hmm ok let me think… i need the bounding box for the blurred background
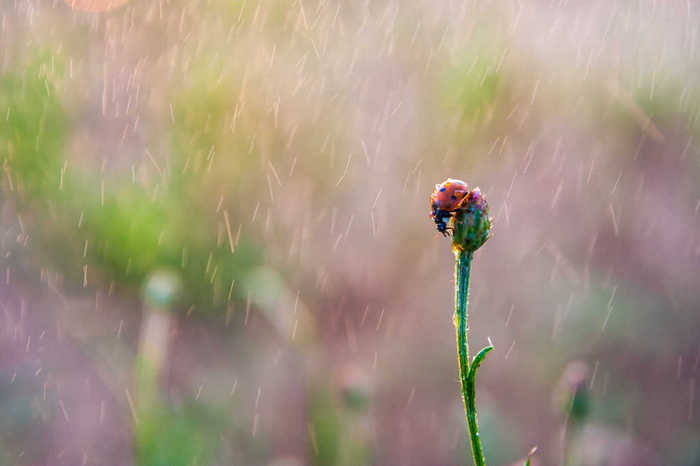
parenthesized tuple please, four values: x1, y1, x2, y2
(1, 0, 699, 465)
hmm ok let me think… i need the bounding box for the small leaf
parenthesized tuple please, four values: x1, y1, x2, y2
(467, 345, 494, 382)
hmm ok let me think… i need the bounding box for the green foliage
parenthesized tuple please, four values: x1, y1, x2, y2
(310, 383, 342, 466)
(0, 56, 67, 201)
(169, 72, 247, 196)
(86, 187, 171, 284)
(443, 60, 500, 122)
(307, 378, 374, 466)
(81, 184, 262, 309)
(439, 36, 503, 126)
(134, 401, 223, 466)
(0, 57, 263, 313)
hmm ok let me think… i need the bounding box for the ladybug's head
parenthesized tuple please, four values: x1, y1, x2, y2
(431, 208, 453, 236)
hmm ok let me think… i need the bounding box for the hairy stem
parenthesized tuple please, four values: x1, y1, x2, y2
(455, 250, 487, 466)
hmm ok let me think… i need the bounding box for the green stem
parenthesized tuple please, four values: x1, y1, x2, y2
(562, 416, 581, 466)
(455, 250, 487, 466)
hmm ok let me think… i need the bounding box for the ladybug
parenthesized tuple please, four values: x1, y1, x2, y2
(430, 178, 469, 236)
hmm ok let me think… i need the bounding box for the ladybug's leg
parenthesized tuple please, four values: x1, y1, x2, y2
(437, 211, 455, 236)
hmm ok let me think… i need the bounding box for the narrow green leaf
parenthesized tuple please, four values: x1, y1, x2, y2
(467, 345, 494, 382)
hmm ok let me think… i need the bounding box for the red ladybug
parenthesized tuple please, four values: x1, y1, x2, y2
(430, 178, 469, 236)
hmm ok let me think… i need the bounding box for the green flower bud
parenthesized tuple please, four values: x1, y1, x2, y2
(451, 187, 492, 253)
(338, 364, 372, 413)
(555, 360, 591, 425)
(142, 269, 183, 309)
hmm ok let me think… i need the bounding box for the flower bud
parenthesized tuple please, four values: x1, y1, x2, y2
(338, 364, 372, 412)
(554, 360, 591, 425)
(451, 187, 492, 253)
(142, 269, 183, 309)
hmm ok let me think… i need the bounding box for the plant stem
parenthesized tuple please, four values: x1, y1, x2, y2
(455, 249, 487, 466)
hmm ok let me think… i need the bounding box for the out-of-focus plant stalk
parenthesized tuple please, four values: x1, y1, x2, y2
(136, 270, 182, 408)
(555, 361, 591, 466)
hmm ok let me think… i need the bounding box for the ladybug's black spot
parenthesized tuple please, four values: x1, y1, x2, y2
(440, 187, 446, 192)
(451, 195, 457, 200)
